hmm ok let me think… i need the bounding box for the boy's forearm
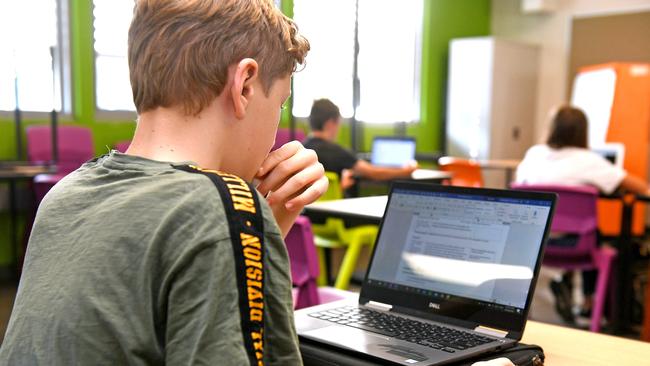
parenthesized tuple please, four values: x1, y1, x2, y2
(271, 205, 302, 238)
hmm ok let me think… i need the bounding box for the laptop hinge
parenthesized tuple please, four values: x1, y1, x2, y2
(474, 325, 508, 338)
(364, 301, 393, 312)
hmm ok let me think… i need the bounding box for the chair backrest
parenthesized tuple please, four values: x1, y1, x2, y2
(285, 215, 321, 309)
(511, 183, 599, 255)
(26, 125, 95, 174)
(438, 156, 484, 187)
(114, 140, 131, 153)
(272, 128, 306, 151)
(320, 171, 343, 201)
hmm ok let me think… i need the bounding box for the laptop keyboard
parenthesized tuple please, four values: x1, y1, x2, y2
(308, 306, 494, 353)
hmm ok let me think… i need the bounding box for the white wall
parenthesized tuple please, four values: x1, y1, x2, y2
(491, 0, 650, 143)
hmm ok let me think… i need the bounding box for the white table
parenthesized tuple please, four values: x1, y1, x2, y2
(410, 169, 451, 181)
(303, 195, 386, 223)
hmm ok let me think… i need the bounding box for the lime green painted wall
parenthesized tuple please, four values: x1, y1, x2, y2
(413, 0, 491, 153)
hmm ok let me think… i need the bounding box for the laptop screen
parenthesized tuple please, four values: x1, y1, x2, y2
(370, 137, 416, 167)
(591, 143, 624, 168)
(362, 183, 555, 334)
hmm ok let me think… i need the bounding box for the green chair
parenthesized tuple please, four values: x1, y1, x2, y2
(312, 172, 378, 289)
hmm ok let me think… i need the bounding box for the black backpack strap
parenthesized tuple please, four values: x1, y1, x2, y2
(174, 164, 266, 366)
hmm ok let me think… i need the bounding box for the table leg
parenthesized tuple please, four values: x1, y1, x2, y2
(614, 200, 634, 333)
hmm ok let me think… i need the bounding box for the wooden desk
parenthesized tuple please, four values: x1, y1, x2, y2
(475, 159, 520, 185)
(0, 164, 57, 179)
(522, 321, 650, 365)
(475, 159, 521, 170)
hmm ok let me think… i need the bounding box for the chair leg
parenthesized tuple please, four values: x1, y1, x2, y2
(642, 266, 650, 341)
(591, 248, 616, 332)
(334, 239, 364, 290)
(316, 247, 329, 287)
(334, 228, 377, 290)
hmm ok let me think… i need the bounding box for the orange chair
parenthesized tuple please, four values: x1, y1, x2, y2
(437, 156, 484, 187)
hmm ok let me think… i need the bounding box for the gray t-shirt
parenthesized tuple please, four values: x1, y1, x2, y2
(0, 152, 301, 365)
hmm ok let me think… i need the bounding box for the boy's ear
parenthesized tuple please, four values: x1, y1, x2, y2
(230, 58, 259, 119)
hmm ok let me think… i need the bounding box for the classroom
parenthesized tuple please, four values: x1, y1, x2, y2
(1, 0, 650, 365)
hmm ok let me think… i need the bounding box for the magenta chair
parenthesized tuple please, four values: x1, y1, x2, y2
(511, 183, 617, 332)
(114, 140, 131, 153)
(285, 216, 352, 309)
(272, 128, 306, 151)
(26, 125, 95, 204)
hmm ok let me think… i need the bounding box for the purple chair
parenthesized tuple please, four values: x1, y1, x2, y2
(26, 125, 95, 204)
(511, 183, 617, 332)
(285, 216, 351, 309)
(114, 140, 131, 153)
(272, 128, 306, 151)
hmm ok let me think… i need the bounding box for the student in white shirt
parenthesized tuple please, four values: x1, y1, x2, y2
(516, 105, 650, 324)
(516, 106, 649, 195)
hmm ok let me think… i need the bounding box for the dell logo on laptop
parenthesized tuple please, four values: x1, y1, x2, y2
(428, 302, 440, 310)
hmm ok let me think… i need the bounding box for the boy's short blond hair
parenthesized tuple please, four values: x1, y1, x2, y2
(128, 0, 309, 115)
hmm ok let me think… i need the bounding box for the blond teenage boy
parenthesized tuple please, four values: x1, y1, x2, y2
(0, 0, 324, 364)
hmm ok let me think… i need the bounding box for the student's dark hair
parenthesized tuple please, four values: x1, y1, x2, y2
(546, 105, 588, 149)
(309, 99, 341, 131)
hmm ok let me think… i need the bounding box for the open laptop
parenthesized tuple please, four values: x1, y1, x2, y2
(591, 142, 625, 168)
(371, 137, 416, 167)
(296, 182, 556, 365)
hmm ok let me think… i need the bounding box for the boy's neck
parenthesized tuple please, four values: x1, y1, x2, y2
(126, 104, 228, 171)
(312, 130, 336, 142)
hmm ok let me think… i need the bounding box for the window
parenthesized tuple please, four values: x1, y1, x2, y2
(0, 0, 69, 113)
(292, 0, 423, 123)
(291, 0, 356, 118)
(93, 0, 135, 112)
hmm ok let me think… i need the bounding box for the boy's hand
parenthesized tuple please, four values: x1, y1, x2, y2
(256, 141, 328, 237)
(341, 169, 356, 190)
(401, 159, 419, 176)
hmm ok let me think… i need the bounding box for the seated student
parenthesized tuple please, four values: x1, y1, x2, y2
(516, 105, 650, 323)
(303, 98, 417, 190)
(0, 0, 325, 364)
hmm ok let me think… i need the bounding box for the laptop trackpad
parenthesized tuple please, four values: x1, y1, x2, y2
(303, 326, 430, 364)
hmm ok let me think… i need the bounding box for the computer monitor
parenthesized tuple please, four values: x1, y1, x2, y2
(370, 137, 416, 167)
(591, 143, 625, 168)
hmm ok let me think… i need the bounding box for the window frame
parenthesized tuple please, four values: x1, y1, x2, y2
(91, 0, 137, 120)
